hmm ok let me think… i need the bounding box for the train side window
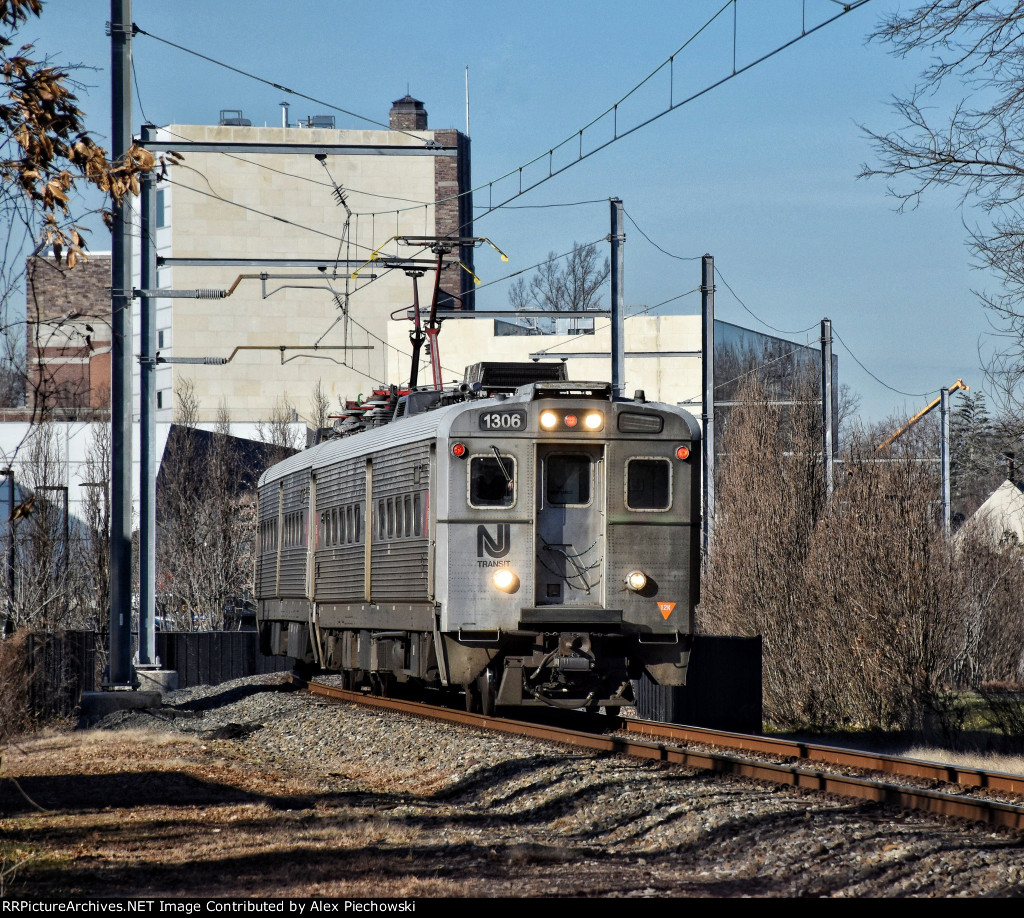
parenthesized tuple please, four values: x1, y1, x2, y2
(413, 493, 422, 536)
(469, 455, 516, 508)
(546, 454, 592, 506)
(404, 495, 413, 538)
(354, 504, 361, 543)
(626, 457, 672, 511)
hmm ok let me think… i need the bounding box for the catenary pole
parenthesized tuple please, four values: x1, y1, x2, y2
(609, 198, 625, 398)
(701, 255, 715, 554)
(821, 318, 834, 500)
(138, 124, 158, 668)
(941, 387, 951, 534)
(108, 0, 134, 686)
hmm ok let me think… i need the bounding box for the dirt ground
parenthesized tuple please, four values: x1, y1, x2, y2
(4, 722, 707, 899)
(2, 726, 498, 898)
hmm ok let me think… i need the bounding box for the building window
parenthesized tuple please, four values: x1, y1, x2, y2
(156, 188, 167, 228)
(157, 329, 165, 349)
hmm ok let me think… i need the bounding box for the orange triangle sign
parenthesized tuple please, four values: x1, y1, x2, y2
(657, 601, 676, 619)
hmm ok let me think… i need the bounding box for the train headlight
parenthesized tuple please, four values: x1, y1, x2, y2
(540, 410, 558, 430)
(625, 570, 648, 592)
(584, 412, 604, 430)
(492, 568, 520, 593)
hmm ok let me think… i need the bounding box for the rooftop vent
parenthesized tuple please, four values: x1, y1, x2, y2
(303, 115, 336, 129)
(219, 109, 251, 126)
(464, 361, 567, 394)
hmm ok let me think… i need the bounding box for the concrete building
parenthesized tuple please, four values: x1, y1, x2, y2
(141, 98, 473, 425)
(390, 313, 705, 409)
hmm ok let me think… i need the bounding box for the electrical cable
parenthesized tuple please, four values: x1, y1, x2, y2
(623, 209, 701, 263)
(831, 326, 930, 399)
(713, 266, 820, 337)
(135, 3, 870, 225)
(133, 25, 430, 144)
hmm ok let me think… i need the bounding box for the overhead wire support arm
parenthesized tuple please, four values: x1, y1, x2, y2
(141, 344, 372, 368)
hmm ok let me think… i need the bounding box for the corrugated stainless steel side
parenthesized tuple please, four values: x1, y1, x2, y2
(369, 442, 431, 601)
(255, 483, 279, 600)
(313, 460, 366, 602)
(278, 470, 308, 598)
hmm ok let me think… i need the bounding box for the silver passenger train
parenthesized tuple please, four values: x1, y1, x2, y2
(256, 362, 702, 713)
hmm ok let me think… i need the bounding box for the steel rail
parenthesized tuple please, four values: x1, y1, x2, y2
(622, 718, 1024, 798)
(304, 681, 1024, 831)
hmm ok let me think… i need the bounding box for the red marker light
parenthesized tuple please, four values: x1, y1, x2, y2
(675, 445, 690, 460)
(564, 414, 578, 428)
(452, 442, 467, 458)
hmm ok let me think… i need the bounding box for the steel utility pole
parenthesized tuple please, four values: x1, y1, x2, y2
(108, 0, 134, 687)
(609, 198, 625, 399)
(941, 387, 951, 534)
(138, 124, 158, 669)
(821, 318, 834, 500)
(701, 255, 715, 554)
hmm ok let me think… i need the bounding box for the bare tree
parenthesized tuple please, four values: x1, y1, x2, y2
(862, 3, 1024, 427)
(78, 420, 110, 630)
(307, 378, 331, 440)
(256, 394, 302, 461)
(157, 382, 266, 630)
(700, 373, 1024, 741)
(508, 242, 610, 315)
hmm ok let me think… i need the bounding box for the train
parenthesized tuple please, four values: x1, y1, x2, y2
(255, 361, 703, 714)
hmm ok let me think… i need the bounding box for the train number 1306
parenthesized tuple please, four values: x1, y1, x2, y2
(479, 410, 526, 431)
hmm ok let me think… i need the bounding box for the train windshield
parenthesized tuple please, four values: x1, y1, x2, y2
(469, 454, 516, 507)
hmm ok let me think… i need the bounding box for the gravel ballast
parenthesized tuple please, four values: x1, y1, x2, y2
(2, 672, 1023, 898)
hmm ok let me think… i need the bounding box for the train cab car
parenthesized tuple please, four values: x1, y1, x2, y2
(256, 364, 701, 714)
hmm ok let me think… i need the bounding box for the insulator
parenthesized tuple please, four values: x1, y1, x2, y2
(196, 289, 225, 299)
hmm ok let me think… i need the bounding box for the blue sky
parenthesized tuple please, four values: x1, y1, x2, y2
(21, 0, 994, 423)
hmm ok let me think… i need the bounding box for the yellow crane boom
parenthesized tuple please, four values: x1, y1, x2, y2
(875, 379, 968, 451)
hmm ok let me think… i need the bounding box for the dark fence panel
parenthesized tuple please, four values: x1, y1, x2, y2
(635, 635, 763, 733)
(25, 630, 291, 717)
(155, 631, 291, 689)
(26, 631, 102, 719)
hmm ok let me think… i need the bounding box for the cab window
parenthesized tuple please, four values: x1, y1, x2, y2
(626, 457, 671, 510)
(469, 455, 516, 508)
(547, 454, 591, 506)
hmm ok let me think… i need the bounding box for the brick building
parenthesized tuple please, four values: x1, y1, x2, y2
(24, 252, 112, 416)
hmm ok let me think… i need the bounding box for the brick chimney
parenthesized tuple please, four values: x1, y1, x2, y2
(389, 95, 427, 131)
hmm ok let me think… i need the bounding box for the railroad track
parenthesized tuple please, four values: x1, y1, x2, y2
(304, 677, 1024, 831)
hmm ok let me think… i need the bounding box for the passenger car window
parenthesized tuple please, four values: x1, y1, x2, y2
(626, 458, 671, 510)
(547, 454, 591, 506)
(469, 455, 516, 508)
